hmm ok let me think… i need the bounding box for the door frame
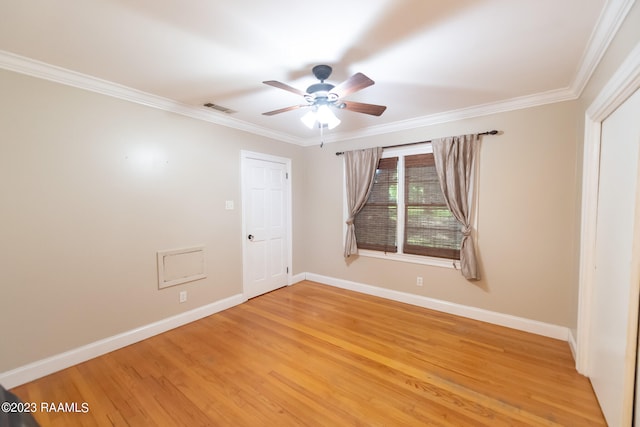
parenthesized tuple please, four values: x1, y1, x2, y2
(576, 42, 640, 422)
(240, 150, 293, 298)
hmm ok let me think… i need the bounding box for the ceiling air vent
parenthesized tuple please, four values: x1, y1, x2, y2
(203, 103, 237, 114)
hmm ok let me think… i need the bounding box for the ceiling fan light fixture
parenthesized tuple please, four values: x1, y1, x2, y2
(300, 110, 317, 129)
(326, 116, 341, 130)
(300, 106, 341, 130)
(317, 105, 341, 129)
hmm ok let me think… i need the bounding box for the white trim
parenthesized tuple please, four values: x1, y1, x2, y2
(290, 272, 306, 285)
(575, 119, 603, 374)
(0, 268, 577, 389)
(240, 150, 292, 166)
(305, 273, 569, 341)
(0, 294, 245, 389)
(577, 39, 640, 375)
(355, 249, 460, 269)
(317, 87, 578, 145)
(568, 329, 578, 361)
(2, 48, 569, 147)
(0, 50, 301, 146)
(570, 0, 637, 97)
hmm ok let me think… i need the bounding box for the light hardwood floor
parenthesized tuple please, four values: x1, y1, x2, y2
(12, 281, 605, 426)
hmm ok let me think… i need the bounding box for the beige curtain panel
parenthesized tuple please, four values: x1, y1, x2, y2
(432, 134, 480, 280)
(343, 147, 383, 257)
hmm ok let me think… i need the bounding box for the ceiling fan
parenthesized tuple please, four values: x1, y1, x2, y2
(262, 65, 387, 130)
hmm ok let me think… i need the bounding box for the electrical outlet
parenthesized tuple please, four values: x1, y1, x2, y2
(417, 276, 423, 287)
(179, 291, 187, 303)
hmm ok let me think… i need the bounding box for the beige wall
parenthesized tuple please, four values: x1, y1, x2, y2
(300, 101, 582, 327)
(0, 69, 304, 372)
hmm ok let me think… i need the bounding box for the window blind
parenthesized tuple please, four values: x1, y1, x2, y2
(404, 153, 462, 259)
(354, 157, 398, 252)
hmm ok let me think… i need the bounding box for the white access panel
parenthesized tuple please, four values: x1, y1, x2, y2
(157, 246, 206, 289)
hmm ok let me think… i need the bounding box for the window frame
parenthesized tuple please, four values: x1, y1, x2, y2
(343, 143, 478, 269)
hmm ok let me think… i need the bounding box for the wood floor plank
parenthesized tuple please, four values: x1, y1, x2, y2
(10, 281, 605, 426)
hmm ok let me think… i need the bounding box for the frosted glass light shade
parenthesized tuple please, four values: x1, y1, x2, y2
(317, 105, 341, 129)
(300, 110, 317, 129)
(300, 105, 341, 130)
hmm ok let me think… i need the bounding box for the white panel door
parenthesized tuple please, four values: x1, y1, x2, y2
(589, 88, 640, 427)
(242, 155, 289, 299)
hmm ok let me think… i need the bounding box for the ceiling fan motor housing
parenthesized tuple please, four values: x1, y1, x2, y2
(306, 82, 335, 95)
(312, 64, 332, 81)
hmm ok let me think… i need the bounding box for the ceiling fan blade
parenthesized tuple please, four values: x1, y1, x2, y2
(341, 101, 387, 116)
(263, 80, 307, 97)
(262, 105, 305, 116)
(330, 73, 375, 98)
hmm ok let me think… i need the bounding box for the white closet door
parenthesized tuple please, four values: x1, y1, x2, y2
(589, 88, 640, 427)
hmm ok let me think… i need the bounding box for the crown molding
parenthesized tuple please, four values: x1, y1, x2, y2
(0, 50, 305, 146)
(570, 0, 637, 97)
(315, 86, 578, 145)
(0, 48, 580, 146)
(0, 0, 633, 147)
(316, 0, 636, 145)
(586, 39, 640, 119)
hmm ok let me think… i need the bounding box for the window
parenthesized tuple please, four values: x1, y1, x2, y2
(353, 145, 462, 264)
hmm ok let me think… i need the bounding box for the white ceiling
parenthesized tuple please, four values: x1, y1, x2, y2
(0, 0, 626, 145)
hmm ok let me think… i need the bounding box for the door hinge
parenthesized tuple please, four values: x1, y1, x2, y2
(285, 172, 289, 179)
(286, 267, 289, 274)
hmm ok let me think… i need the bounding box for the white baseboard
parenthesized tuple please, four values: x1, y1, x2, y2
(290, 272, 306, 285)
(2, 272, 573, 389)
(0, 294, 245, 389)
(305, 273, 570, 341)
(568, 329, 578, 360)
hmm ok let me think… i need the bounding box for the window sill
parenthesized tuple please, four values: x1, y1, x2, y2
(357, 249, 460, 269)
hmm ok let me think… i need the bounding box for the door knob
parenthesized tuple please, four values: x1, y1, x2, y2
(248, 234, 254, 241)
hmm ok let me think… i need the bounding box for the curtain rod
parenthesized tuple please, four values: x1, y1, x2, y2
(334, 130, 500, 156)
